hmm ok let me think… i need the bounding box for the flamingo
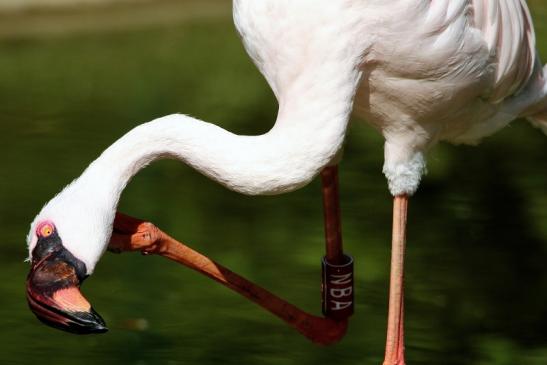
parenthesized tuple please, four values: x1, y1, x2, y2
(25, 1, 547, 364)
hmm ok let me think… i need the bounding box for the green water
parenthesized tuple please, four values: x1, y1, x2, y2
(1, 3, 546, 365)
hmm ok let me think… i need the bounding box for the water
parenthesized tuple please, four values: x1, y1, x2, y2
(1, 2, 546, 364)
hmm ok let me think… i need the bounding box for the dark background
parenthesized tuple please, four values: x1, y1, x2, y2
(1, 1, 546, 364)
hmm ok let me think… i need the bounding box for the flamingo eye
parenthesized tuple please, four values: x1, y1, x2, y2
(38, 222, 54, 238)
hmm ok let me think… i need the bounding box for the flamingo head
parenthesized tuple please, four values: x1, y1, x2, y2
(25, 178, 115, 335)
(26, 220, 108, 334)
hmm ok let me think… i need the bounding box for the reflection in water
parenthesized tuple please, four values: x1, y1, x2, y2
(0, 2, 546, 365)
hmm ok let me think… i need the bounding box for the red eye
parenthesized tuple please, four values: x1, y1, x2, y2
(37, 222, 54, 237)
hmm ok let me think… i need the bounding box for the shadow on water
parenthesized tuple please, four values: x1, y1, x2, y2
(0, 1, 546, 365)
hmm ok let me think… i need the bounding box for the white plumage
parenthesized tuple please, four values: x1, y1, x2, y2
(28, 0, 546, 288)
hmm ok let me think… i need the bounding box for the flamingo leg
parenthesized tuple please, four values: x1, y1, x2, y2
(108, 211, 348, 345)
(383, 194, 408, 365)
(321, 165, 343, 263)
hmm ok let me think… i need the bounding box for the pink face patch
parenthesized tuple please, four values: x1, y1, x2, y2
(36, 221, 55, 238)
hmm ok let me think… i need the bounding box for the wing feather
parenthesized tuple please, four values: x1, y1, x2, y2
(472, 0, 536, 102)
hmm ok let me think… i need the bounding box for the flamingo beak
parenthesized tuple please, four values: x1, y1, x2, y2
(26, 231, 107, 334)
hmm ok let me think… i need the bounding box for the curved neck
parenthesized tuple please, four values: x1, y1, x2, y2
(54, 66, 361, 272)
(79, 71, 361, 212)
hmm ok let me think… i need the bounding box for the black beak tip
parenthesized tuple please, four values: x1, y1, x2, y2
(79, 318, 108, 334)
(86, 323, 109, 334)
(87, 308, 109, 333)
(67, 307, 109, 334)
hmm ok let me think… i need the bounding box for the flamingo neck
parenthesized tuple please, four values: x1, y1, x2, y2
(55, 67, 361, 272)
(85, 81, 359, 199)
